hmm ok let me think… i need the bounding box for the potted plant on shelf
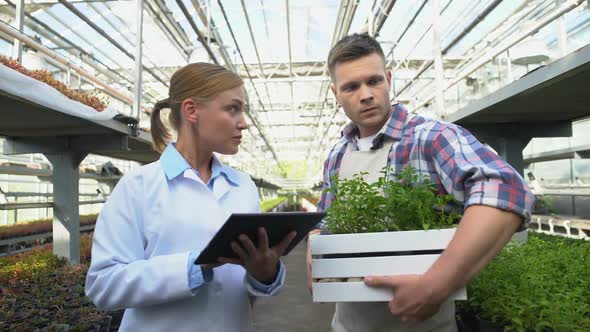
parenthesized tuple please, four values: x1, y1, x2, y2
(464, 234, 590, 331)
(310, 166, 465, 302)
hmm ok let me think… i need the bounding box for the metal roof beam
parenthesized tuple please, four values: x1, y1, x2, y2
(305, 0, 358, 158)
(412, 0, 586, 112)
(240, 0, 275, 114)
(396, 0, 503, 97)
(1, 0, 158, 103)
(189, 0, 234, 69)
(56, 0, 170, 88)
(368, 0, 397, 37)
(216, 0, 282, 170)
(144, 0, 190, 59)
(152, 0, 193, 47)
(85, 2, 173, 92)
(174, 0, 220, 65)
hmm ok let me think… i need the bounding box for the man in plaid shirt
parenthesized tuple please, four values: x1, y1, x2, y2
(307, 33, 535, 331)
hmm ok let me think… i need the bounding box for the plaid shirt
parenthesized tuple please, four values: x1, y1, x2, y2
(317, 104, 535, 230)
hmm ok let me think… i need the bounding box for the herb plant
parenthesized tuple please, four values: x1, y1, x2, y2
(324, 166, 462, 234)
(466, 234, 590, 331)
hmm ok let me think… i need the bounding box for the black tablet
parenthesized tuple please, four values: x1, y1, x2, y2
(194, 211, 326, 265)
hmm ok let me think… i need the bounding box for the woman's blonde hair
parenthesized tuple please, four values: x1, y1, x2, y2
(150, 62, 244, 153)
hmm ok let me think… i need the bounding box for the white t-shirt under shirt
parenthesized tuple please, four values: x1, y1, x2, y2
(356, 133, 378, 152)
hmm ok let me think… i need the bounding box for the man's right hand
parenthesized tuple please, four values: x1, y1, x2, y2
(306, 229, 321, 292)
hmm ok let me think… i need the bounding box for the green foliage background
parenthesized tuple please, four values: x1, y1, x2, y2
(466, 233, 590, 331)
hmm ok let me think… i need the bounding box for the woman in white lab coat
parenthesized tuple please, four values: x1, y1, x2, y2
(85, 62, 295, 331)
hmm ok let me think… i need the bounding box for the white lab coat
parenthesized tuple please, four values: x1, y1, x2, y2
(85, 148, 285, 332)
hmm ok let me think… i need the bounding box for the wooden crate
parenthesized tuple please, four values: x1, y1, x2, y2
(310, 228, 467, 302)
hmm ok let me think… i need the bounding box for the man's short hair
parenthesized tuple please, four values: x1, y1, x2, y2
(327, 33, 386, 79)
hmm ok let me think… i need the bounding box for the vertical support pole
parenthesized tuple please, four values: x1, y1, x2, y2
(67, 64, 72, 86)
(494, 137, 527, 177)
(558, 15, 568, 57)
(432, 0, 445, 119)
(390, 47, 397, 99)
(506, 50, 513, 83)
(285, 0, 295, 175)
(14, 196, 18, 223)
(76, 53, 83, 89)
(134, 0, 145, 121)
(207, 0, 212, 62)
(367, 0, 374, 36)
(45, 152, 87, 265)
(12, 0, 25, 62)
(45, 182, 50, 219)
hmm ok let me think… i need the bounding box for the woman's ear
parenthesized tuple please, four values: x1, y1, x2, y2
(181, 98, 198, 124)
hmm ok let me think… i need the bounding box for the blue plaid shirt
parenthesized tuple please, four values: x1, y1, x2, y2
(317, 104, 535, 231)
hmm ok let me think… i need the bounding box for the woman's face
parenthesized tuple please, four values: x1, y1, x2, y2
(196, 86, 248, 155)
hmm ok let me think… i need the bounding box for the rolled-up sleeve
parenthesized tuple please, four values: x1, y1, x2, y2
(245, 261, 286, 296)
(431, 126, 535, 231)
(187, 251, 214, 295)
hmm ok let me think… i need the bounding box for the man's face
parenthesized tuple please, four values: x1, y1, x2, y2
(331, 53, 392, 138)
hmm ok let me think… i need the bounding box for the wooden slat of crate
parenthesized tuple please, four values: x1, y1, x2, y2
(310, 228, 456, 255)
(312, 282, 467, 302)
(312, 255, 440, 278)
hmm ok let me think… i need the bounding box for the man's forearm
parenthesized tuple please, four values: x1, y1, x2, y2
(422, 205, 522, 302)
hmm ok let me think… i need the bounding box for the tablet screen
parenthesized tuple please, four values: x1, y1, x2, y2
(194, 212, 325, 265)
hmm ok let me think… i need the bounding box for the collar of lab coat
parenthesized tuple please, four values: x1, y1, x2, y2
(160, 143, 240, 186)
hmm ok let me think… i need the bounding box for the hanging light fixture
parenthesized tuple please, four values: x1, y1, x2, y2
(188, 31, 219, 63)
(510, 34, 550, 65)
(21, 37, 48, 71)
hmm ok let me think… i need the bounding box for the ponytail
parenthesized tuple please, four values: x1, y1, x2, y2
(149, 63, 244, 154)
(150, 98, 172, 153)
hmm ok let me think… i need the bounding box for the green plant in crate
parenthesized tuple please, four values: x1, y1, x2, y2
(324, 166, 461, 234)
(324, 171, 389, 233)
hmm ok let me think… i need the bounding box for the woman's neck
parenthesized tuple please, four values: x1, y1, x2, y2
(175, 137, 213, 184)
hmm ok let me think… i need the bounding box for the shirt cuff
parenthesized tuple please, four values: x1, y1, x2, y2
(187, 251, 214, 295)
(245, 260, 285, 296)
(465, 181, 535, 232)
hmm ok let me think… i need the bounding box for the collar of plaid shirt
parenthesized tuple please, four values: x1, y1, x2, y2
(341, 103, 408, 151)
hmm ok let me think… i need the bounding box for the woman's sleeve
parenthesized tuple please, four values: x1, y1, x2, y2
(85, 174, 193, 311)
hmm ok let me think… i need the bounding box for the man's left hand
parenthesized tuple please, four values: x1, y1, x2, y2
(364, 274, 445, 322)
